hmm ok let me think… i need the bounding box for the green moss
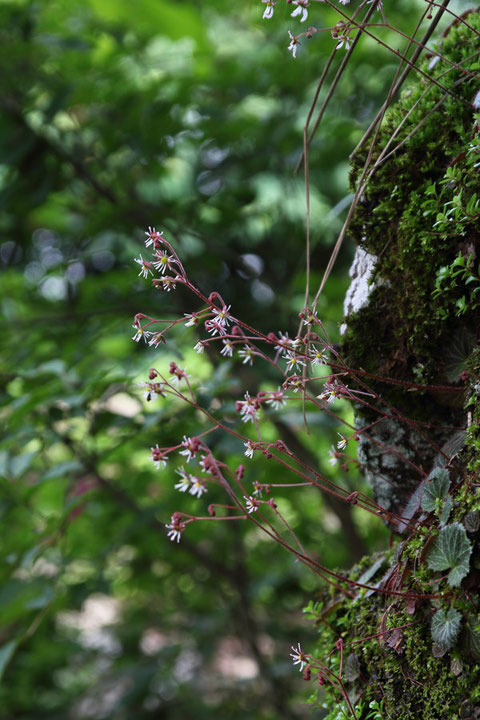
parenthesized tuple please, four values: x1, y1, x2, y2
(343, 12, 480, 388)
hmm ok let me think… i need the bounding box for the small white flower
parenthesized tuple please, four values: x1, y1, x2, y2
(338, 0, 350, 4)
(336, 36, 352, 51)
(265, 388, 286, 411)
(291, 0, 309, 23)
(290, 643, 307, 672)
(160, 276, 177, 292)
(145, 226, 164, 247)
(189, 477, 208, 498)
(134, 254, 153, 279)
(244, 495, 259, 513)
(174, 467, 191, 493)
(194, 341, 205, 354)
(166, 516, 185, 543)
(179, 436, 200, 462)
(212, 304, 231, 328)
(184, 313, 198, 327)
(328, 446, 339, 466)
(150, 444, 168, 470)
(153, 250, 175, 274)
(205, 318, 227, 337)
(244, 441, 255, 459)
(337, 433, 347, 450)
(288, 30, 300, 58)
(220, 340, 234, 357)
(262, 0, 277, 19)
(144, 387, 158, 402)
(148, 333, 162, 347)
(132, 324, 151, 343)
(284, 351, 306, 372)
(238, 346, 255, 366)
(310, 346, 328, 366)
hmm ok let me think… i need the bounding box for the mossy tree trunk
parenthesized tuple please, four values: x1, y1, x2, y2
(315, 13, 480, 720)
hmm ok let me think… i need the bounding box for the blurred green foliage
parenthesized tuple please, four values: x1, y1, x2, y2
(0, 0, 457, 717)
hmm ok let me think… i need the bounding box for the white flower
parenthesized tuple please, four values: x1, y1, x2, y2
(262, 0, 277, 19)
(160, 276, 177, 292)
(150, 445, 168, 470)
(166, 516, 185, 543)
(236, 392, 260, 423)
(290, 643, 307, 672)
(189, 477, 208, 498)
(174, 467, 191, 493)
(132, 324, 151, 343)
(194, 341, 205, 354)
(205, 318, 227, 337)
(212, 304, 231, 328)
(244, 495, 259, 513)
(179, 436, 200, 462)
(265, 388, 286, 411)
(184, 313, 198, 327)
(145, 226, 164, 247)
(144, 387, 158, 402)
(220, 340, 234, 357)
(336, 36, 352, 51)
(148, 333, 162, 347)
(291, 0, 309, 22)
(338, 0, 350, 4)
(134, 254, 153, 279)
(318, 380, 344, 404)
(310, 346, 328, 366)
(337, 433, 347, 450)
(328, 446, 338, 466)
(288, 31, 300, 59)
(153, 250, 175, 274)
(244, 441, 255, 459)
(238, 346, 255, 366)
(284, 351, 306, 372)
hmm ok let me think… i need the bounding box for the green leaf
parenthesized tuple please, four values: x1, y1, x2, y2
(427, 523, 472, 587)
(431, 608, 461, 650)
(465, 619, 480, 659)
(421, 468, 450, 512)
(439, 495, 453, 527)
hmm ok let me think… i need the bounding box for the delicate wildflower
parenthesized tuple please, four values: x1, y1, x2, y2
(328, 446, 339, 466)
(238, 345, 255, 366)
(288, 30, 300, 58)
(236, 392, 261, 423)
(145, 226, 164, 247)
(290, 643, 308, 672)
(274, 331, 292, 352)
(220, 339, 234, 357)
(194, 341, 206, 354)
(284, 350, 306, 372)
(134, 254, 153, 279)
(337, 433, 347, 450)
(189, 477, 208, 498)
(166, 513, 185, 543)
(174, 467, 191, 493)
(132, 323, 151, 343)
(153, 250, 175, 274)
(244, 441, 255, 459)
(262, 0, 277, 19)
(252, 480, 266, 497)
(179, 435, 201, 462)
(338, 0, 350, 4)
(283, 374, 304, 393)
(212, 304, 231, 328)
(265, 388, 286, 411)
(169, 361, 188, 386)
(318, 379, 344, 404)
(184, 313, 199, 327)
(310, 346, 328, 366)
(158, 276, 177, 291)
(244, 495, 260, 513)
(205, 318, 227, 337)
(148, 333, 163, 347)
(150, 444, 168, 470)
(367, 0, 383, 8)
(291, 0, 309, 23)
